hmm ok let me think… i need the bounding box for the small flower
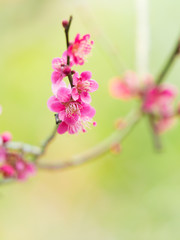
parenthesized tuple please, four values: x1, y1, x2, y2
(72, 71, 98, 103)
(1, 132, 12, 143)
(154, 117, 176, 134)
(0, 153, 35, 181)
(51, 51, 74, 84)
(109, 71, 139, 100)
(0, 164, 15, 178)
(142, 84, 177, 117)
(142, 83, 177, 134)
(68, 34, 93, 65)
(47, 91, 96, 134)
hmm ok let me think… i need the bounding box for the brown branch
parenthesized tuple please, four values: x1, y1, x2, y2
(34, 124, 58, 163)
(156, 35, 180, 84)
(148, 115, 162, 151)
(37, 110, 142, 170)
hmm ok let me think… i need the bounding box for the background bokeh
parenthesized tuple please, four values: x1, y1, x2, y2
(0, 0, 180, 239)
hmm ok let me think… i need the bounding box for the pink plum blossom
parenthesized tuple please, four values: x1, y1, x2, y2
(51, 51, 73, 84)
(67, 34, 93, 65)
(154, 117, 176, 134)
(0, 153, 35, 180)
(47, 90, 96, 134)
(142, 83, 178, 134)
(1, 131, 12, 143)
(0, 164, 15, 178)
(72, 71, 98, 103)
(109, 71, 139, 100)
(142, 84, 177, 117)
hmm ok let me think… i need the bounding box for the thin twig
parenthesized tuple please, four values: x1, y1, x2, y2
(64, 16, 73, 87)
(37, 110, 142, 170)
(148, 115, 162, 151)
(34, 124, 58, 162)
(156, 35, 180, 84)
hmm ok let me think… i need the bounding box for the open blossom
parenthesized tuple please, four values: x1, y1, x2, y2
(67, 34, 93, 65)
(51, 51, 73, 84)
(142, 83, 177, 134)
(47, 88, 96, 134)
(109, 71, 140, 100)
(0, 153, 35, 180)
(0, 130, 35, 180)
(142, 84, 177, 117)
(72, 71, 98, 103)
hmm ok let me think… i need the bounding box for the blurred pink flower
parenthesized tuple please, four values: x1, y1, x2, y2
(0, 153, 35, 180)
(1, 131, 12, 143)
(142, 84, 177, 117)
(109, 71, 139, 100)
(0, 164, 15, 178)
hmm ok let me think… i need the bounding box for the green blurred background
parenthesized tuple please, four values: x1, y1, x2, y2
(0, 0, 180, 239)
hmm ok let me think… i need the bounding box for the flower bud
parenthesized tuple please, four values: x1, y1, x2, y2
(1, 131, 12, 143)
(63, 66, 71, 75)
(62, 20, 69, 28)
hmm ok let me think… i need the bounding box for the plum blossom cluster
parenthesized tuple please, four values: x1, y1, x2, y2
(47, 19, 98, 134)
(0, 108, 35, 180)
(109, 71, 180, 134)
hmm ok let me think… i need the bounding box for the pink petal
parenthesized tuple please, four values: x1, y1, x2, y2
(57, 122, 68, 134)
(72, 87, 79, 101)
(109, 78, 132, 100)
(64, 114, 79, 125)
(80, 92, 91, 104)
(52, 80, 66, 95)
(1, 132, 12, 143)
(68, 122, 80, 134)
(51, 71, 63, 84)
(72, 72, 79, 85)
(80, 71, 92, 80)
(89, 79, 99, 92)
(57, 87, 71, 102)
(47, 96, 64, 112)
(52, 58, 62, 70)
(80, 104, 96, 119)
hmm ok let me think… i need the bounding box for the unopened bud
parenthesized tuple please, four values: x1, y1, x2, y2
(63, 66, 71, 75)
(1, 131, 12, 143)
(62, 20, 69, 28)
(114, 118, 126, 130)
(110, 143, 121, 154)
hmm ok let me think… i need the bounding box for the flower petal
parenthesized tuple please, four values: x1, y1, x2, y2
(72, 87, 79, 101)
(57, 87, 71, 102)
(80, 92, 91, 104)
(57, 122, 68, 134)
(52, 80, 66, 96)
(80, 71, 92, 80)
(47, 96, 64, 112)
(89, 79, 99, 92)
(80, 104, 96, 119)
(51, 71, 63, 84)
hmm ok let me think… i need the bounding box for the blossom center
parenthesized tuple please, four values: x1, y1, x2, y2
(65, 102, 80, 116)
(77, 80, 91, 92)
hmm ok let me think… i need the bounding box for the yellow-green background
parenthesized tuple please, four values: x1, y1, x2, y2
(0, 0, 180, 239)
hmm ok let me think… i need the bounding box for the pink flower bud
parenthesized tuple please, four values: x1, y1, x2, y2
(110, 143, 121, 154)
(63, 66, 71, 75)
(62, 20, 69, 28)
(93, 121, 97, 127)
(1, 131, 12, 143)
